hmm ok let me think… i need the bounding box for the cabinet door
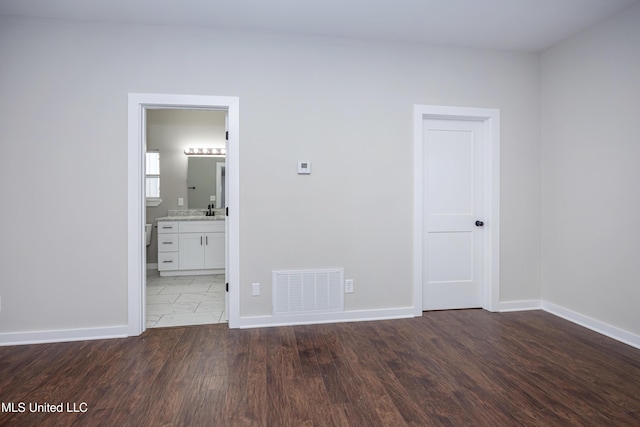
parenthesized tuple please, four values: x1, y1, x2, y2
(204, 232, 225, 269)
(179, 233, 205, 270)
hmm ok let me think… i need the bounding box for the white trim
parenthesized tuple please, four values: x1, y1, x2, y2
(413, 105, 501, 315)
(128, 95, 145, 336)
(146, 198, 162, 207)
(498, 300, 542, 312)
(3, 302, 637, 352)
(146, 263, 158, 270)
(237, 307, 415, 329)
(128, 93, 240, 335)
(492, 299, 640, 349)
(0, 326, 129, 347)
(542, 301, 640, 350)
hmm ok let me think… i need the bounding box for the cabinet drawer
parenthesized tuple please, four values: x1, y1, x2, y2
(157, 222, 179, 233)
(157, 234, 178, 252)
(179, 220, 225, 233)
(158, 252, 179, 271)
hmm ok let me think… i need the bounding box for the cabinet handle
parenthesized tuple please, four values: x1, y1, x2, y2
(162, 226, 172, 229)
(162, 260, 173, 263)
(163, 241, 172, 245)
(206, 236, 208, 245)
(200, 236, 203, 245)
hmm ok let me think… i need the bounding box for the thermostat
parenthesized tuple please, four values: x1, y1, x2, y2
(298, 161, 311, 174)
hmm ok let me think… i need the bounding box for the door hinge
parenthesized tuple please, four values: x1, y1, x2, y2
(226, 207, 228, 216)
(226, 283, 229, 292)
(225, 131, 228, 141)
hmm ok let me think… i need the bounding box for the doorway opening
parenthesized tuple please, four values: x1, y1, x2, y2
(145, 109, 227, 328)
(412, 105, 500, 314)
(127, 94, 240, 336)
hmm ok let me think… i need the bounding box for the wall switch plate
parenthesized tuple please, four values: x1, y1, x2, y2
(252, 283, 260, 296)
(210, 195, 216, 202)
(345, 279, 354, 293)
(178, 197, 184, 206)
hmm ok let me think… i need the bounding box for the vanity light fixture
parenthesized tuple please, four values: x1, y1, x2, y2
(184, 148, 226, 156)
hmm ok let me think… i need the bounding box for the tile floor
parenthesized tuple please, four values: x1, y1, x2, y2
(146, 269, 227, 328)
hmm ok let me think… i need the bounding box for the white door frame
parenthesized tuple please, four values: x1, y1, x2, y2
(413, 105, 500, 315)
(127, 93, 240, 335)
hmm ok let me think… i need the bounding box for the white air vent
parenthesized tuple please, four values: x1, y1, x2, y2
(273, 269, 344, 315)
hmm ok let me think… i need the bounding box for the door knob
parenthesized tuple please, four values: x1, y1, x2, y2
(475, 220, 484, 227)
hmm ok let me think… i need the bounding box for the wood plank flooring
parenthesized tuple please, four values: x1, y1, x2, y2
(1, 310, 639, 426)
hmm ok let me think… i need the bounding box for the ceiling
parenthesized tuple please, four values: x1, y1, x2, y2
(1, 0, 638, 52)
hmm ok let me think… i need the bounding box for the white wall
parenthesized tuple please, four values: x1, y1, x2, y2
(541, 3, 640, 335)
(0, 16, 541, 334)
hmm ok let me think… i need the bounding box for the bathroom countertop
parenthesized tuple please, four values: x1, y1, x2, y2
(157, 209, 225, 221)
(156, 216, 225, 221)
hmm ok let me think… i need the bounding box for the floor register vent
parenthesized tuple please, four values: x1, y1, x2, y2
(273, 269, 344, 315)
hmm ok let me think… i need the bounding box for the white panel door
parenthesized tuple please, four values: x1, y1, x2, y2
(224, 114, 229, 322)
(422, 118, 484, 310)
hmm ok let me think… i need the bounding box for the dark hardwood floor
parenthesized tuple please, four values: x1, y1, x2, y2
(1, 310, 639, 426)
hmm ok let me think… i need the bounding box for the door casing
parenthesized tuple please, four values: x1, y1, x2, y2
(127, 93, 240, 335)
(413, 105, 500, 314)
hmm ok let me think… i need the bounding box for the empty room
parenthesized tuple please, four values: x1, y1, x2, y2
(0, 0, 639, 425)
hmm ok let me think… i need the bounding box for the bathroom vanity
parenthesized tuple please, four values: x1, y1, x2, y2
(157, 216, 225, 276)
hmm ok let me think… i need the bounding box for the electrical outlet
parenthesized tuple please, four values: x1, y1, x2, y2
(345, 279, 354, 293)
(178, 197, 184, 206)
(252, 282, 260, 296)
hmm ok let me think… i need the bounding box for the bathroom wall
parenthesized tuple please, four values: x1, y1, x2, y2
(145, 109, 226, 264)
(0, 16, 540, 335)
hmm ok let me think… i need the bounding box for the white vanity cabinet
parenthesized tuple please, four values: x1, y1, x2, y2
(157, 221, 179, 272)
(157, 220, 225, 276)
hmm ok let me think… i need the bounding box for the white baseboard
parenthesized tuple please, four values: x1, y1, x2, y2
(498, 299, 542, 312)
(542, 301, 640, 350)
(237, 307, 416, 329)
(146, 263, 158, 270)
(493, 299, 639, 350)
(3, 302, 638, 352)
(0, 325, 130, 347)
